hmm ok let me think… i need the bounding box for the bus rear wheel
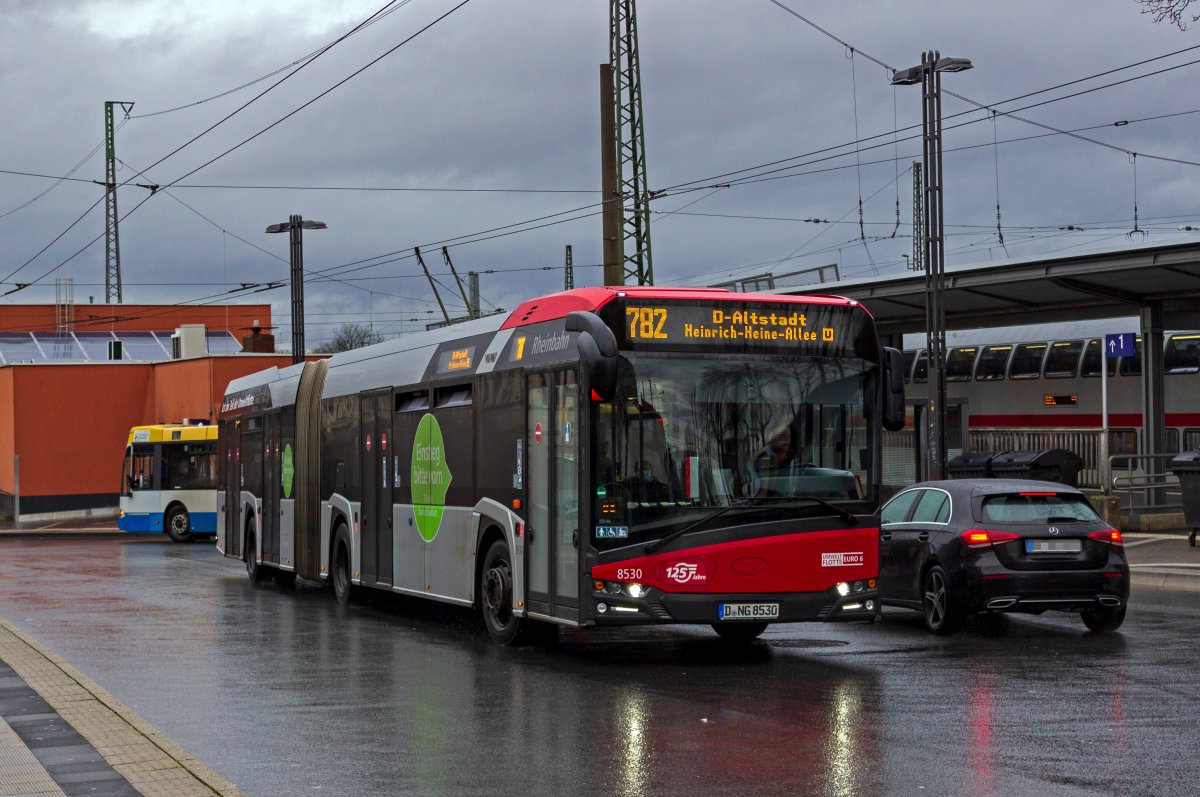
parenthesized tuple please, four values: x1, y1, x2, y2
(333, 535, 353, 606)
(165, 505, 193, 543)
(711, 622, 768, 643)
(245, 528, 268, 584)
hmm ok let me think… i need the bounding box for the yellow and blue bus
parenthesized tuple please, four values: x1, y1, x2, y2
(119, 423, 219, 542)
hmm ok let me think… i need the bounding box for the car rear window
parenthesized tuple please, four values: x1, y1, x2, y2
(980, 493, 1100, 523)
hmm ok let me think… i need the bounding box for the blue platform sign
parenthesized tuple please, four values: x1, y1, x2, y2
(1105, 333, 1136, 358)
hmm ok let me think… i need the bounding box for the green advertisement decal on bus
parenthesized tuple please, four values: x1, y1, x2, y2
(411, 413, 452, 541)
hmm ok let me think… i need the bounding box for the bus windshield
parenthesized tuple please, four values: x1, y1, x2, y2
(594, 352, 872, 547)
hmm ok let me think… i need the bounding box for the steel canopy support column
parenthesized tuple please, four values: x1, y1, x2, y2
(1141, 300, 1166, 504)
(922, 52, 948, 482)
(289, 216, 305, 364)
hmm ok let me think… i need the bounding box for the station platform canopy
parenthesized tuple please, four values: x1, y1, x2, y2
(806, 239, 1200, 338)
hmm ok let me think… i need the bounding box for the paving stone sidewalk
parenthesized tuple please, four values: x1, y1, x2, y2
(0, 619, 245, 797)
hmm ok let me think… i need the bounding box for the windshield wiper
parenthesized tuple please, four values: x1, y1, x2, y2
(644, 499, 752, 553)
(792, 496, 858, 525)
(643, 496, 858, 554)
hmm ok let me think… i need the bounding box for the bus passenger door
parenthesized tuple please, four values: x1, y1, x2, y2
(360, 391, 392, 587)
(526, 369, 579, 621)
(264, 413, 280, 564)
(225, 422, 242, 558)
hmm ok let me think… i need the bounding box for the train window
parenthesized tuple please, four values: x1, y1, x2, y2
(1118, 338, 1143, 376)
(1081, 339, 1117, 377)
(1008, 343, 1046, 379)
(1185, 429, 1200, 450)
(912, 350, 928, 383)
(1167, 428, 1181, 454)
(1044, 340, 1083, 378)
(975, 345, 1011, 381)
(901, 350, 917, 384)
(945, 347, 976, 382)
(1165, 334, 1200, 374)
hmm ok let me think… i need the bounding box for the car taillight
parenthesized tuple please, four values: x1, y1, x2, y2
(1088, 528, 1124, 546)
(960, 529, 1021, 549)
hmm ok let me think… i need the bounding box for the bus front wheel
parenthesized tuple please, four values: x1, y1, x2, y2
(712, 622, 768, 643)
(480, 540, 524, 645)
(165, 505, 193, 543)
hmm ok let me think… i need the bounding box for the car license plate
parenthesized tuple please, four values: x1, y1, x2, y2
(717, 602, 780, 620)
(1026, 539, 1082, 554)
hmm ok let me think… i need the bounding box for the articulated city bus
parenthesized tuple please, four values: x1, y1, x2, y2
(217, 286, 905, 644)
(119, 423, 219, 542)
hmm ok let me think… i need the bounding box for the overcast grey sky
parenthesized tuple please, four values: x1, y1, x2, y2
(2, 0, 1197, 347)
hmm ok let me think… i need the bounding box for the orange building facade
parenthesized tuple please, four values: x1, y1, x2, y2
(0, 304, 291, 518)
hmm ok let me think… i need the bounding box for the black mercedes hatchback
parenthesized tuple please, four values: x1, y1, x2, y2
(878, 479, 1129, 634)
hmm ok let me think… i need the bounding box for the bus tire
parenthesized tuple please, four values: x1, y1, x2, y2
(165, 505, 193, 543)
(711, 622, 768, 643)
(245, 527, 268, 584)
(332, 529, 354, 606)
(480, 539, 528, 645)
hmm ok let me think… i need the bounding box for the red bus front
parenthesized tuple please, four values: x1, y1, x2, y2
(580, 295, 885, 631)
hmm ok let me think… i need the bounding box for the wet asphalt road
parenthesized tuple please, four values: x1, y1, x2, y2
(0, 538, 1196, 797)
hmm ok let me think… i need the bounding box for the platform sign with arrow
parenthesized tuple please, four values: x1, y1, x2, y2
(1105, 332, 1136, 358)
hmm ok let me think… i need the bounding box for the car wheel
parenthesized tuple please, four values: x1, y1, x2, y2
(1081, 606, 1126, 633)
(165, 505, 193, 543)
(922, 565, 962, 635)
(711, 622, 768, 643)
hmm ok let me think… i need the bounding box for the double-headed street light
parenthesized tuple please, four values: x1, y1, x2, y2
(266, 215, 327, 364)
(892, 51, 973, 481)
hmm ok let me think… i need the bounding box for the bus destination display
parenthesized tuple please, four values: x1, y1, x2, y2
(613, 301, 863, 353)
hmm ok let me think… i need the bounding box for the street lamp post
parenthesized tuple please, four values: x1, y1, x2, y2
(892, 51, 972, 481)
(266, 215, 327, 364)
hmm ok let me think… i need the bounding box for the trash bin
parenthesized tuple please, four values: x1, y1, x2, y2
(988, 449, 1083, 487)
(947, 451, 999, 480)
(1170, 449, 1200, 547)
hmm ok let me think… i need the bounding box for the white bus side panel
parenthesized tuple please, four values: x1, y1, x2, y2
(280, 498, 295, 571)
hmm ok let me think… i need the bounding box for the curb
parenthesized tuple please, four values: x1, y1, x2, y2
(0, 617, 246, 797)
(1130, 569, 1200, 593)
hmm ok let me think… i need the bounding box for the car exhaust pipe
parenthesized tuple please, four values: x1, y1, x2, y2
(986, 597, 1018, 609)
(1098, 595, 1122, 607)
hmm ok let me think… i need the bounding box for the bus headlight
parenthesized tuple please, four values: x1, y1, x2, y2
(836, 582, 851, 597)
(627, 583, 644, 599)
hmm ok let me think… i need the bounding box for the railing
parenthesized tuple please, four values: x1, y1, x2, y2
(1108, 453, 1182, 514)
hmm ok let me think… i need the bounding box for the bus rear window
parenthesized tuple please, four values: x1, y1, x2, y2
(980, 493, 1100, 523)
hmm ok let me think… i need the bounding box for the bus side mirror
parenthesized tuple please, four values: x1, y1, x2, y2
(882, 347, 906, 431)
(565, 311, 618, 402)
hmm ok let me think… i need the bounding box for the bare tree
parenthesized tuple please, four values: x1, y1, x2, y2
(1137, 0, 1200, 29)
(313, 323, 384, 353)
